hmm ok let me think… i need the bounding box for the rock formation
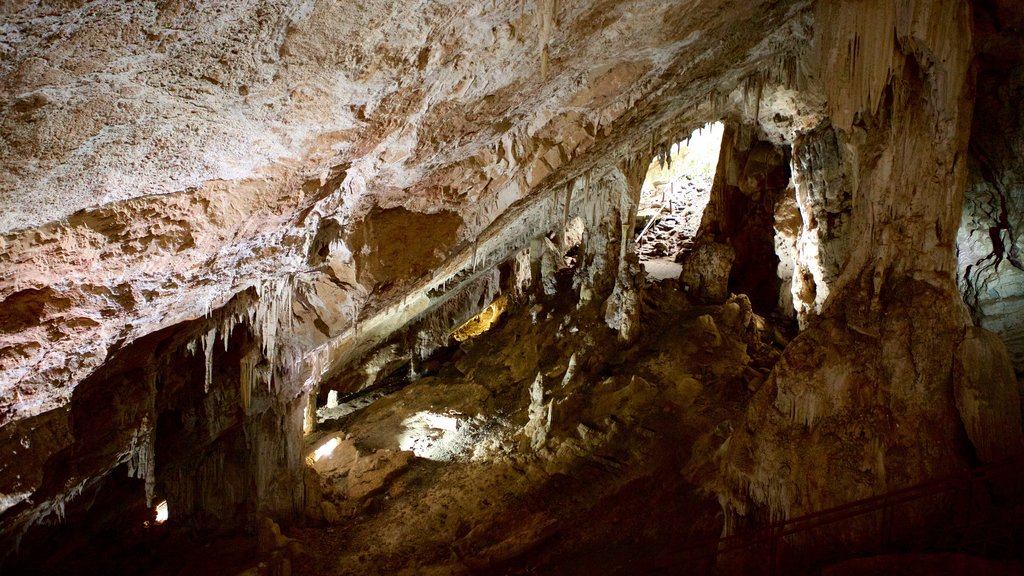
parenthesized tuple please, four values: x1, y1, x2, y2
(1, 0, 1022, 574)
(716, 0, 1024, 527)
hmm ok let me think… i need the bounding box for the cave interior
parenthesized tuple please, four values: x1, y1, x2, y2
(1, 0, 1024, 575)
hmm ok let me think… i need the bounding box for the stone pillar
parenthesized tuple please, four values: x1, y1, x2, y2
(715, 0, 1023, 529)
(684, 122, 791, 311)
(786, 121, 852, 326)
(602, 156, 647, 342)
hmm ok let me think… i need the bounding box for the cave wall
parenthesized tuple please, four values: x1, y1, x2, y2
(784, 120, 852, 325)
(693, 121, 793, 313)
(715, 0, 1024, 529)
(0, 0, 820, 553)
(957, 8, 1024, 375)
(0, 289, 309, 565)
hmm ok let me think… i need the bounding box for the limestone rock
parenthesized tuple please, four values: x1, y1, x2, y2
(346, 449, 414, 501)
(695, 122, 792, 312)
(303, 433, 412, 523)
(3, 0, 1024, 573)
(953, 328, 1024, 463)
(787, 121, 852, 325)
(679, 240, 735, 304)
(715, 0, 983, 527)
(523, 373, 552, 452)
(958, 65, 1024, 373)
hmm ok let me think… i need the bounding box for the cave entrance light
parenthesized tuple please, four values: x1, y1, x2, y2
(635, 121, 724, 280)
(397, 410, 505, 462)
(154, 500, 168, 524)
(450, 295, 508, 342)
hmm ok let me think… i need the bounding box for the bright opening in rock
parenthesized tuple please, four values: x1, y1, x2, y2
(154, 500, 168, 525)
(397, 410, 503, 462)
(450, 295, 508, 342)
(311, 436, 341, 463)
(635, 121, 724, 281)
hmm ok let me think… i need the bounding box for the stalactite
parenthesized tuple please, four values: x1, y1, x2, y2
(248, 275, 295, 393)
(535, 0, 557, 79)
(240, 348, 261, 413)
(222, 312, 241, 352)
(304, 164, 628, 403)
(144, 368, 157, 507)
(741, 73, 765, 125)
(560, 182, 573, 252)
(201, 328, 215, 393)
(127, 415, 157, 506)
(816, 0, 896, 130)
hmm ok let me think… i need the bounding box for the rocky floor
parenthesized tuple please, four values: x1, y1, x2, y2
(285, 274, 783, 575)
(7, 274, 785, 576)
(635, 176, 713, 282)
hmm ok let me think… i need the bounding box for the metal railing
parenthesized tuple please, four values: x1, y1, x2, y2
(651, 459, 1024, 575)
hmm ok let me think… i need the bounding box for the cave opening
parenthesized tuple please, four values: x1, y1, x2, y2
(634, 122, 725, 281)
(153, 499, 169, 525)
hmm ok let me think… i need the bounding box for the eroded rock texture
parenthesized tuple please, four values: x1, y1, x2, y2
(715, 0, 1024, 528)
(0, 0, 811, 426)
(785, 120, 851, 325)
(958, 10, 1024, 374)
(690, 121, 792, 313)
(1, 0, 1022, 574)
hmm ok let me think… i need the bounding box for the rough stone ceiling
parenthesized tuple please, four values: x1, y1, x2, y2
(1, 0, 809, 231)
(0, 0, 814, 425)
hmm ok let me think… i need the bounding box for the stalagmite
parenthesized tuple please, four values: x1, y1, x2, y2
(560, 353, 577, 387)
(524, 372, 551, 451)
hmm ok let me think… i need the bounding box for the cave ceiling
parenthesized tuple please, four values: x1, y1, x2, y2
(0, 0, 817, 425)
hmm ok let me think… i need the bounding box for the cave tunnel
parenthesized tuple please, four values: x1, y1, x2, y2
(2, 1, 1024, 575)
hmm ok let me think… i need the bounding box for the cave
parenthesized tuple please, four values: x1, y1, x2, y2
(634, 121, 722, 282)
(2, 1, 1024, 575)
